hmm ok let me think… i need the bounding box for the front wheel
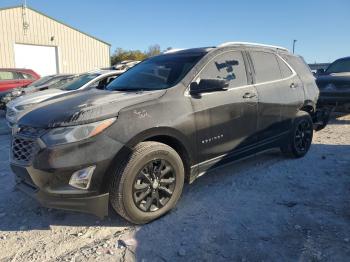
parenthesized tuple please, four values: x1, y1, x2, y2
(281, 113, 314, 158)
(109, 141, 184, 224)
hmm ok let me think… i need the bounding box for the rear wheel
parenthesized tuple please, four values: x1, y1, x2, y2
(281, 112, 313, 158)
(109, 141, 184, 224)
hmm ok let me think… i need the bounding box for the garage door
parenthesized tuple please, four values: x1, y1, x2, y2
(14, 44, 58, 77)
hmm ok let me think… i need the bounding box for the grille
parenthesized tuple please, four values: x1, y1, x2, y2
(11, 137, 39, 164)
(317, 82, 350, 89)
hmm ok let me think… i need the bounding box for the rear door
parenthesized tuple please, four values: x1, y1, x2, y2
(248, 50, 304, 141)
(190, 50, 258, 163)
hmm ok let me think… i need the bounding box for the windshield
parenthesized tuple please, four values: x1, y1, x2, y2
(59, 74, 100, 91)
(27, 76, 56, 87)
(106, 53, 205, 91)
(49, 75, 79, 89)
(326, 58, 350, 74)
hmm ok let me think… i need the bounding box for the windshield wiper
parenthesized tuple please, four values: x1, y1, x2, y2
(110, 88, 148, 92)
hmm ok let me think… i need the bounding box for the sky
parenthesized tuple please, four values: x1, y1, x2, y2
(1, 0, 349, 63)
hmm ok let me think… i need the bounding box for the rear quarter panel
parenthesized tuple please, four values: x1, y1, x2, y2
(280, 53, 319, 108)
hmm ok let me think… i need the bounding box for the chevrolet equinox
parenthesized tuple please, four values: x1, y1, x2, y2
(11, 42, 323, 224)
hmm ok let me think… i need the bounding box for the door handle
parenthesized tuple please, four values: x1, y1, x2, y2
(243, 92, 256, 99)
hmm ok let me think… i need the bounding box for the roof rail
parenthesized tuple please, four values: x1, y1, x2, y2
(218, 42, 289, 52)
(162, 48, 186, 54)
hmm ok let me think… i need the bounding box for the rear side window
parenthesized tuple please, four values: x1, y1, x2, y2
(0, 71, 15, 80)
(250, 51, 281, 83)
(14, 72, 24, 79)
(22, 73, 35, 79)
(199, 51, 248, 88)
(277, 56, 293, 78)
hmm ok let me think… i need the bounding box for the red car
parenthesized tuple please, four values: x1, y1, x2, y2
(0, 68, 40, 92)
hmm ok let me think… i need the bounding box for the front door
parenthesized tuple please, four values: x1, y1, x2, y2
(189, 50, 258, 166)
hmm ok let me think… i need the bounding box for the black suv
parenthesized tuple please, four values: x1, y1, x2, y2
(316, 56, 350, 112)
(11, 43, 323, 224)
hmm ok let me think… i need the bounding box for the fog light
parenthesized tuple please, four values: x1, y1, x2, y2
(69, 166, 96, 189)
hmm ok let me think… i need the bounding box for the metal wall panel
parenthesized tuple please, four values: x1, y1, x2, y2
(0, 6, 110, 74)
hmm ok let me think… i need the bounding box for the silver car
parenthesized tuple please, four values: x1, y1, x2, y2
(6, 70, 124, 126)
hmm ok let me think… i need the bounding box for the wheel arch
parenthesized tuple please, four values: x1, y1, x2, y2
(103, 127, 194, 189)
(128, 127, 194, 183)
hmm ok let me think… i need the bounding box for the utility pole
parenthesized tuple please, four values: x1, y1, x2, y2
(293, 39, 297, 54)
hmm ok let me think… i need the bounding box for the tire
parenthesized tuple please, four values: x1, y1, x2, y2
(281, 112, 313, 158)
(109, 141, 185, 224)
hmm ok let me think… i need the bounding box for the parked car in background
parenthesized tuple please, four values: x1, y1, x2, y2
(0, 68, 40, 109)
(316, 56, 350, 112)
(10, 42, 327, 224)
(0, 74, 77, 109)
(103, 60, 141, 71)
(6, 70, 124, 126)
(0, 68, 40, 92)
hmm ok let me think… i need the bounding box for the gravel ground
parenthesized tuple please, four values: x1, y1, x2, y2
(0, 112, 349, 262)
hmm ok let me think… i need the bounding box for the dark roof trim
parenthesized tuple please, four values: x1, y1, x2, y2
(0, 5, 111, 46)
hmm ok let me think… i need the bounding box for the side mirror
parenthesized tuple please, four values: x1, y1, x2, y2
(316, 68, 325, 75)
(190, 79, 229, 95)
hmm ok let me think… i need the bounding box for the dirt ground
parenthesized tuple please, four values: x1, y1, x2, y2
(0, 112, 349, 262)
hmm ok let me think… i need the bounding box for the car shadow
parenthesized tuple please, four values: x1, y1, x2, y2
(131, 143, 350, 261)
(328, 112, 350, 125)
(0, 143, 348, 237)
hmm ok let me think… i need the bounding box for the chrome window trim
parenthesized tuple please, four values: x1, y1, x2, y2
(184, 51, 297, 97)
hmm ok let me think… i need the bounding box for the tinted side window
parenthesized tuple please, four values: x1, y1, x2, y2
(22, 73, 34, 79)
(0, 71, 15, 80)
(277, 56, 293, 78)
(250, 51, 281, 83)
(14, 72, 24, 79)
(199, 51, 247, 88)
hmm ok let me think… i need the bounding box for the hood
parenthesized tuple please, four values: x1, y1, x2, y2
(24, 84, 50, 94)
(8, 89, 66, 108)
(18, 89, 165, 128)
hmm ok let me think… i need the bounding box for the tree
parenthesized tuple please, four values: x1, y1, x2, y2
(110, 44, 162, 65)
(146, 44, 161, 57)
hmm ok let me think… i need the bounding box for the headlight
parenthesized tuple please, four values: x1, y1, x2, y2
(11, 88, 23, 97)
(15, 103, 37, 111)
(41, 118, 116, 146)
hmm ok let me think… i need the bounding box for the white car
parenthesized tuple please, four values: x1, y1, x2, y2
(6, 70, 124, 126)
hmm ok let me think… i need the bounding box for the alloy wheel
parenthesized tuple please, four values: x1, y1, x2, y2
(132, 159, 176, 212)
(294, 119, 313, 153)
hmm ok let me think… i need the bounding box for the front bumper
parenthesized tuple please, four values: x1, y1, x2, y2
(318, 92, 350, 106)
(10, 131, 125, 217)
(5, 106, 20, 127)
(15, 176, 109, 218)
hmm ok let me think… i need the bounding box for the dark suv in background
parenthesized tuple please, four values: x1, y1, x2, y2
(11, 42, 324, 224)
(316, 56, 350, 112)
